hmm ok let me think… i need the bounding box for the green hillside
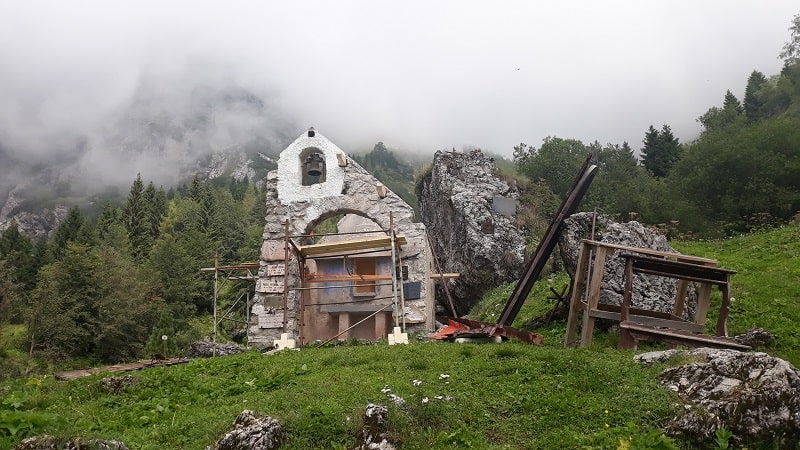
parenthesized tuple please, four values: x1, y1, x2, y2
(2, 224, 798, 449)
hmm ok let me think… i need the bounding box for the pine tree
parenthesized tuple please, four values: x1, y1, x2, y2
(124, 173, 152, 262)
(640, 124, 680, 178)
(744, 70, 767, 122)
(723, 90, 743, 114)
(51, 206, 88, 260)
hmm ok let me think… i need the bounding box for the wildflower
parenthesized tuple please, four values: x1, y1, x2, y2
(388, 394, 405, 405)
(604, 409, 609, 414)
(422, 397, 429, 404)
(381, 385, 391, 394)
(412, 379, 422, 387)
(605, 423, 609, 428)
(439, 374, 450, 380)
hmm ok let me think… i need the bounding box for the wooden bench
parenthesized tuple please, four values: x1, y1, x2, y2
(618, 254, 749, 351)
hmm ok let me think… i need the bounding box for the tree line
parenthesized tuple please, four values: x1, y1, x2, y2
(512, 20, 800, 238)
(0, 174, 265, 375)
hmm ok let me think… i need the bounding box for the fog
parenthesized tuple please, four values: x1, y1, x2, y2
(0, 1, 798, 185)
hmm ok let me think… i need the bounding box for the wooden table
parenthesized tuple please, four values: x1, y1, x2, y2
(564, 240, 720, 348)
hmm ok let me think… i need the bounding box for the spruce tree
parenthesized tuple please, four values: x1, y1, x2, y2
(640, 124, 680, 178)
(744, 70, 767, 122)
(124, 173, 152, 262)
(723, 90, 743, 114)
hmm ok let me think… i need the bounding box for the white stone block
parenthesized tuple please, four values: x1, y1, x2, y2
(388, 326, 408, 345)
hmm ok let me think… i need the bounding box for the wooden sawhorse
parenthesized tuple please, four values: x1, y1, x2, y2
(618, 254, 748, 350)
(565, 240, 720, 348)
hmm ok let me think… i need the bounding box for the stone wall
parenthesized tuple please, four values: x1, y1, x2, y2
(250, 130, 433, 347)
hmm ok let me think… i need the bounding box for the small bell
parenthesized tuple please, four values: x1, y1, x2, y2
(305, 153, 324, 177)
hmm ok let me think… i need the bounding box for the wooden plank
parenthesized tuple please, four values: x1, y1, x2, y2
(430, 273, 460, 279)
(499, 156, 598, 326)
(298, 235, 407, 256)
(305, 274, 393, 283)
(319, 304, 393, 313)
(55, 358, 191, 381)
(588, 309, 705, 333)
(582, 240, 718, 266)
(620, 321, 750, 350)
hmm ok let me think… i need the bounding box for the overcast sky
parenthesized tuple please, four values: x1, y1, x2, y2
(1, 1, 798, 159)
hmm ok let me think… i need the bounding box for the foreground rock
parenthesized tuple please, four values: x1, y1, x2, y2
(558, 212, 696, 318)
(417, 149, 526, 315)
(14, 436, 128, 450)
(656, 348, 800, 446)
(355, 404, 396, 450)
(188, 340, 246, 358)
(733, 327, 777, 349)
(207, 410, 286, 450)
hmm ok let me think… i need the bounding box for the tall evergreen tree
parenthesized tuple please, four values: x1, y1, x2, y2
(0, 222, 35, 289)
(51, 206, 88, 260)
(640, 124, 680, 178)
(144, 182, 168, 240)
(744, 70, 767, 121)
(124, 173, 152, 261)
(723, 90, 743, 114)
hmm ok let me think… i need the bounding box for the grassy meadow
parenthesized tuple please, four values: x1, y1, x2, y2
(1, 223, 799, 449)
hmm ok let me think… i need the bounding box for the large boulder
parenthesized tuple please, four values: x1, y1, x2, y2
(417, 149, 526, 315)
(558, 212, 696, 317)
(657, 348, 800, 447)
(208, 410, 286, 450)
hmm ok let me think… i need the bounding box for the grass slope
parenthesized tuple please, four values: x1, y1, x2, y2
(672, 223, 800, 365)
(2, 223, 799, 449)
(1, 344, 676, 450)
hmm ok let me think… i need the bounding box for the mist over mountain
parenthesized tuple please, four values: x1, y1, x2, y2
(0, 63, 298, 229)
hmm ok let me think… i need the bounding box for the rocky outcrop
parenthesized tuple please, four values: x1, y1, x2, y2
(558, 212, 696, 317)
(0, 184, 69, 238)
(187, 340, 246, 358)
(734, 327, 777, 349)
(655, 348, 800, 447)
(355, 404, 396, 450)
(207, 410, 286, 450)
(418, 149, 526, 315)
(13, 436, 128, 450)
(100, 375, 138, 394)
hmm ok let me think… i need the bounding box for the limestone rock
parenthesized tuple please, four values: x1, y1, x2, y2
(558, 212, 696, 318)
(100, 375, 138, 394)
(418, 149, 526, 315)
(355, 404, 396, 450)
(659, 348, 800, 446)
(734, 327, 777, 349)
(13, 436, 128, 450)
(208, 410, 286, 450)
(187, 340, 246, 358)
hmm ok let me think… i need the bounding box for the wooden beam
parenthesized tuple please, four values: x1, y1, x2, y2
(305, 274, 393, 283)
(298, 235, 407, 257)
(430, 273, 460, 279)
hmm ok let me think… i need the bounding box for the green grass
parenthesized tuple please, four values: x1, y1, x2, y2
(0, 344, 678, 450)
(672, 222, 800, 365)
(2, 224, 800, 449)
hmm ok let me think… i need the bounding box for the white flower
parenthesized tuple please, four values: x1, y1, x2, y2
(381, 385, 391, 394)
(422, 397, 429, 404)
(412, 379, 422, 387)
(439, 374, 450, 380)
(388, 394, 405, 405)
